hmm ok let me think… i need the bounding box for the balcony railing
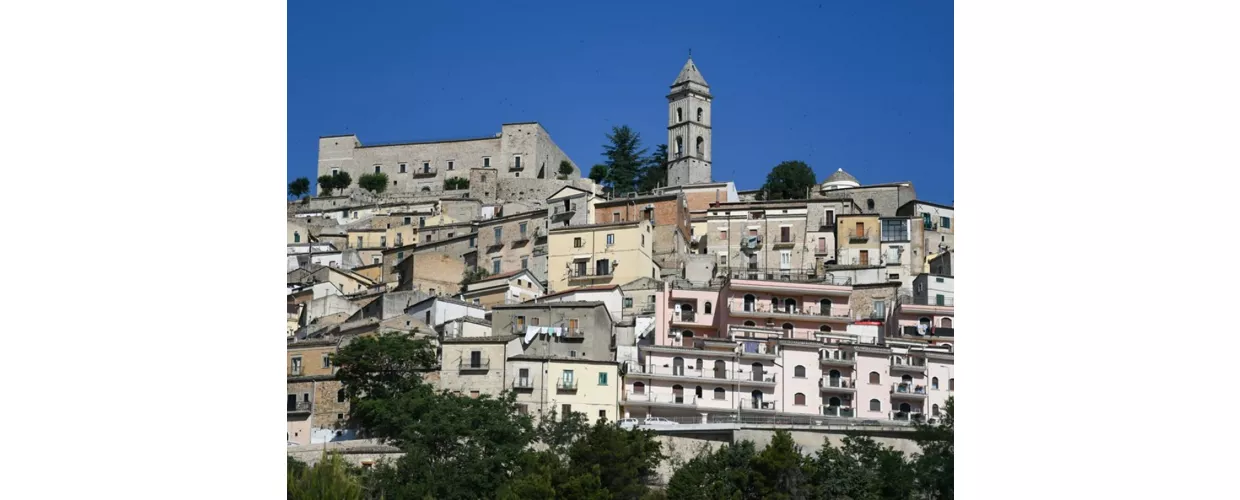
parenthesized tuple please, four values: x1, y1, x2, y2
(556, 379, 578, 391)
(890, 411, 926, 422)
(412, 168, 438, 178)
(900, 294, 955, 307)
(819, 378, 856, 390)
(740, 397, 777, 411)
(772, 238, 796, 249)
(890, 360, 927, 373)
(720, 267, 853, 285)
(512, 378, 534, 389)
(639, 303, 656, 314)
(728, 301, 852, 319)
(629, 364, 737, 381)
(552, 204, 578, 216)
(819, 353, 855, 366)
(672, 310, 696, 323)
(891, 383, 928, 397)
(847, 228, 872, 243)
(563, 328, 585, 339)
(459, 359, 491, 371)
(625, 391, 699, 406)
(289, 367, 304, 377)
(287, 400, 312, 413)
(821, 406, 855, 418)
(569, 268, 613, 279)
(818, 216, 836, 231)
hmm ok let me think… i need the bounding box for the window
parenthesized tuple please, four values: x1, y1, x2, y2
(866, 199, 875, 210)
(718, 253, 727, 266)
(873, 300, 886, 318)
(714, 387, 726, 399)
(292, 231, 301, 243)
(517, 404, 528, 415)
(744, 320, 756, 327)
(674, 136, 683, 156)
(695, 386, 703, 398)
(492, 259, 501, 274)
(633, 381, 645, 394)
(942, 318, 953, 328)
(794, 365, 806, 378)
(331, 168, 339, 175)
(794, 393, 806, 406)
(612, 212, 621, 222)
(941, 216, 951, 229)
(337, 389, 345, 403)
(676, 107, 683, 122)
(568, 318, 579, 331)
(882, 219, 908, 241)
(932, 404, 940, 416)
(530, 317, 540, 326)
(704, 301, 712, 314)
(780, 251, 791, 269)
(595, 259, 610, 275)
(936, 294, 946, 306)
(356, 236, 363, 248)
(573, 237, 584, 248)
(719, 229, 728, 240)
(819, 325, 831, 332)
(514, 155, 522, 169)
(606, 234, 615, 246)
(520, 257, 528, 270)
(780, 226, 791, 242)
(418, 217, 426, 228)
(781, 322, 794, 335)
(640, 235, 645, 247)
(561, 404, 571, 417)
(932, 377, 940, 390)
(290, 356, 303, 375)
(469, 391, 480, 399)
(697, 107, 703, 122)
(483, 157, 491, 168)
(447, 160, 454, 170)
(379, 236, 387, 247)
(372, 256, 381, 265)
(469, 236, 476, 248)
(869, 371, 880, 384)
(598, 372, 608, 386)
(519, 222, 527, 237)
(494, 227, 502, 241)
(599, 410, 606, 419)
(515, 316, 525, 329)
(949, 378, 955, 391)
(695, 136, 704, 155)
(422, 162, 430, 172)
(322, 354, 331, 368)
(399, 163, 407, 173)
(374, 165, 382, 173)
(870, 399, 881, 411)
(624, 297, 633, 308)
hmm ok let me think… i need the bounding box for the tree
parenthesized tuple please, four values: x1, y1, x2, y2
(460, 267, 490, 287)
(317, 175, 337, 196)
(912, 397, 954, 500)
(288, 177, 311, 199)
(332, 171, 352, 192)
(751, 430, 811, 500)
(588, 164, 610, 189)
(757, 161, 817, 200)
(601, 125, 648, 195)
(666, 441, 760, 499)
(358, 173, 389, 194)
(558, 160, 575, 180)
(445, 177, 470, 190)
(636, 144, 669, 192)
(287, 452, 365, 500)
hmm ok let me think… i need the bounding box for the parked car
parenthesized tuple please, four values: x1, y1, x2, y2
(642, 416, 678, 426)
(616, 418, 641, 429)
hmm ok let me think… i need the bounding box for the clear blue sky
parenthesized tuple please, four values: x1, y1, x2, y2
(289, 0, 953, 204)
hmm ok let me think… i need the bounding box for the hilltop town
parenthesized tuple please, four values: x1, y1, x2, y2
(286, 57, 955, 448)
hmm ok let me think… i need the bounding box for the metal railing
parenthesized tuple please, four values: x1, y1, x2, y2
(740, 397, 778, 410)
(720, 267, 853, 285)
(569, 268, 613, 278)
(556, 379, 578, 390)
(563, 328, 585, 339)
(509, 160, 524, 170)
(459, 359, 491, 370)
(728, 301, 851, 319)
(818, 216, 836, 230)
(412, 168, 437, 178)
(512, 378, 534, 389)
(289, 367, 304, 376)
(819, 378, 856, 390)
(899, 294, 955, 307)
(673, 310, 696, 323)
(623, 414, 917, 427)
(552, 204, 578, 215)
(625, 391, 699, 406)
(890, 411, 926, 422)
(639, 304, 656, 314)
(629, 364, 736, 381)
(847, 228, 872, 243)
(819, 353, 855, 365)
(287, 400, 312, 412)
(891, 383, 928, 396)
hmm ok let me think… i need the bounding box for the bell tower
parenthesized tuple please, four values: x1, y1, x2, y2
(666, 55, 713, 187)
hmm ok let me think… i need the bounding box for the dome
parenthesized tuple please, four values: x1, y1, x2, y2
(822, 168, 860, 190)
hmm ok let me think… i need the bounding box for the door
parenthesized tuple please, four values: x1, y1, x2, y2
(714, 360, 726, 379)
(751, 362, 764, 382)
(855, 222, 864, 236)
(673, 357, 685, 376)
(673, 385, 684, 404)
(470, 351, 482, 368)
(519, 368, 530, 387)
(817, 237, 826, 253)
(858, 250, 869, 266)
(287, 394, 296, 411)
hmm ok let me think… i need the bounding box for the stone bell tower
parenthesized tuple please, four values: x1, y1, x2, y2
(666, 55, 713, 187)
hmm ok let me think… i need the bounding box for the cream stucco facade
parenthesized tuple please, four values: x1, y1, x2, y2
(546, 220, 658, 293)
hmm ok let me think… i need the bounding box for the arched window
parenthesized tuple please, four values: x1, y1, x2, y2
(819, 298, 832, 315)
(949, 378, 955, 391)
(829, 369, 841, 381)
(782, 323, 794, 336)
(704, 301, 712, 314)
(941, 317, 953, 328)
(421, 186, 431, 192)
(714, 387, 725, 400)
(902, 374, 913, 384)
(932, 377, 940, 390)
(633, 381, 645, 394)
(695, 386, 703, 398)
(828, 396, 842, 407)
(919, 317, 932, 333)
(794, 393, 806, 406)
(672, 384, 684, 403)
(932, 404, 940, 416)
(899, 402, 911, 412)
(784, 298, 797, 312)
(337, 389, 345, 403)
(293, 231, 301, 243)
(819, 325, 832, 333)
(869, 399, 881, 411)
(794, 365, 806, 378)
(869, 371, 880, 384)
(675, 136, 683, 156)
(744, 320, 756, 327)
(744, 294, 756, 311)
(697, 107, 703, 122)
(695, 359, 703, 371)
(894, 357, 903, 365)
(866, 199, 875, 210)
(713, 360, 726, 379)
(676, 107, 683, 122)
(751, 362, 764, 382)
(695, 136, 704, 155)
(750, 390, 763, 408)
(673, 357, 685, 376)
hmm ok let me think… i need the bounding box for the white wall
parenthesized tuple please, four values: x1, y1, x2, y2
(540, 288, 623, 320)
(407, 299, 488, 327)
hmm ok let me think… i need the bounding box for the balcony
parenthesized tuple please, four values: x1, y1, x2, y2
(818, 377, 857, 393)
(813, 244, 832, 256)
(627, 364, 735, 382)
(817, 216, 836, 231)
(412, 167, 437, 178)
(672, 310, 696, 323)
(533, 246, 548, 257)
(740, 397, 777, 411)
(772, 238, 796, 250)
(737, 373, 778, 387)
(287, 400, 312, 413)
(289, 366, 304, 377)
(899, 294, 955, 307)
(728, 300, 852, 322)
(563, 328, 585, 339)
(625, 391, 699, 408)
(889, 360, 927, 375)
(847, 228, 872, 243)
(556, 379, 578, 391)
(891, 411, 926, 423)
(639, 303, 656, 314)
(891, 383, 928, 399)
(819, 353, 855, 367)
(459, 359, 491, 371)
(551, 204, 578, 219)
(820, 406, 855, 418)
(512, 378, 534, 390)
(568, 267, 613, 280)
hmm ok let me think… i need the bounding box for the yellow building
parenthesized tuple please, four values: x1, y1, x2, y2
(835, 214, 882, 266)
(547, 220, 657, 293)
(287, 339, 339, 378)
(506, 356, 621, 422)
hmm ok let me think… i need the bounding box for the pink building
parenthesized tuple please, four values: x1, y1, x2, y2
(720, 279, 853, 341)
